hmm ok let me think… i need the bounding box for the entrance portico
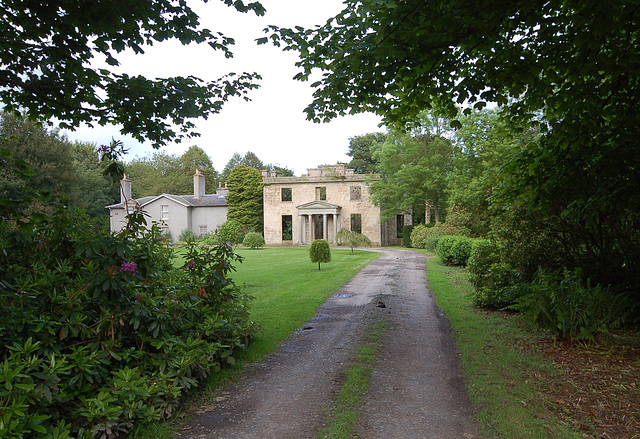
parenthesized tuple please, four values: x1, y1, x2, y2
(297, 201, 341, 245)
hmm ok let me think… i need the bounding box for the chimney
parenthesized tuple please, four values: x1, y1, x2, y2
(194, 169, 205, 198)
(120, 174, 131, 203)
(216, 182, 229, 196)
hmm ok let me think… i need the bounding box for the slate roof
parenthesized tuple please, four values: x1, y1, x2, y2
(106, 193, 226, 209)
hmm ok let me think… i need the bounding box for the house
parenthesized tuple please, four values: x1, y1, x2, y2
(262, 164, 411, 246)
(106, 170, 228, 240)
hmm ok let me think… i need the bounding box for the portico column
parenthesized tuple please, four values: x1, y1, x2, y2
(300, 215, 305, 245)
(333, 213, 339, 244)
(323, 214, 328, 241)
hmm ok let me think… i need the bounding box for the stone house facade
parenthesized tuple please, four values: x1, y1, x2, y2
(262, 164, 411, 247)
(106, 170, 228, 241)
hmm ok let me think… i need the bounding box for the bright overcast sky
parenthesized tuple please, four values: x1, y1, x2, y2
(63, 0, 384, 176)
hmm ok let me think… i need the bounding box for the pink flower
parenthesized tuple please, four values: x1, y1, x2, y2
(120, 260, 137, 273)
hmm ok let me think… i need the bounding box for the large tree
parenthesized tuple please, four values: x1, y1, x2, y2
(346, 132, 386, 174)
(1, 0, 265, 147)
(126, 146, 217, 197)
(226, 165, 263, 233)
(0, 112, 119, 216)
(268, 0, 640, 296)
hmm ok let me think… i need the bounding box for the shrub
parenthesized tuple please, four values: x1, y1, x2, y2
(0, 148, 255, 438)
(402, 225, 414, 247)
(435, 235, 479, 266)
(515, 269, 631, 342)
(337, 228, 372, 254)
(178, 228, 199, 243)
(242, 232, 265, 249)
(410, 222, 465, 252)
(210, 220, 243, 247)
(309, 239, 331, 270)
(467, 239, 527, 308)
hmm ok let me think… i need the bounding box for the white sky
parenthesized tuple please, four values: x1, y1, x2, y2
(63, 0, 384, 176)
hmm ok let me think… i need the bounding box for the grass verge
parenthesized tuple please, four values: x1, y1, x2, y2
(424, 255, 583, 439)
(133, 247, 379, 438)
(317, 315, 388, 439)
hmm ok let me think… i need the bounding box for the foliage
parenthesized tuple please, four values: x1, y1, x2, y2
(309, 239, 331, 270)
(424, 257, 582, 438)
(448, 110, 536, 236)
(368, 113, 455, 222)
(515, 270, 631, 342)
(0, 112, 118, 216)
(204, 220, 244, 248)
(242, 232, 265, 249)
(402, 225, 415, 248)
(126, 146, 217, 198)
(410, 222, 467, 252)
(226, 165, 264, 233)
(336, 229, 372, 254)
(268, 0, 640, 318)
(0, 145, 254, 438)
(435, 235, 482, 266)
(1, 0, 265, 147)
(178, 228, 200, 243)
(221, 151, 265, 182)
(346, 132, 386, 174)
(466, 239, 528, 309)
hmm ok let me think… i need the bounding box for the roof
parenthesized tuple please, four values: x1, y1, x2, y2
(106, 193, 227, 209)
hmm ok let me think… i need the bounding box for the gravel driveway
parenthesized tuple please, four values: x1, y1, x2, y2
(177, 248, 480, 439)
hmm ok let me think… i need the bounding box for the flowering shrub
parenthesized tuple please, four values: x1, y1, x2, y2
(0, 144, 254, 438)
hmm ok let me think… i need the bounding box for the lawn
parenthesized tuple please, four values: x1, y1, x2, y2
(230, 247, 380, 362)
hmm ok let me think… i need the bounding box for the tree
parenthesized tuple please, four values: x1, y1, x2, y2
(226, 165, 263, 233)
(336, 229, 372, 254)
(368, 112, 456, 223)
(1, 0, 265, 147)
(346, 132, 386, 174)
(309, 239, 331, 270)
(126, 146, 217, 197)
(71, 141, 121, 217)
(268, 0, 640, 305)
(446, 109, 539, 235)
(221, 151, 265, 182)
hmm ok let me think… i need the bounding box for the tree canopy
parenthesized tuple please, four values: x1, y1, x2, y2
(1, 0, 265, 147)
(0, 112, 118, 216)
(346, 132, 386, 174)
(126, 146, 217, 197)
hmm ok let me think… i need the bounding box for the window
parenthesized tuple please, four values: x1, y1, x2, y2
(161, 205, 169, 220)
(281, 188, 292, 202)
(316, 186, 326, 201)
(282, 215, 293, 241)
(351, 214, 362, 234)
(350, 186, 361, 200)
(199, 226, 207, 236)
(396, 214, 404, 239)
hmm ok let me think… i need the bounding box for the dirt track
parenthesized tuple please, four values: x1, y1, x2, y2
(177, 248, 480, 439)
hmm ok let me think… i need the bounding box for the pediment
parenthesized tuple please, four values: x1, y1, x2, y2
(297, 201, 341, 210)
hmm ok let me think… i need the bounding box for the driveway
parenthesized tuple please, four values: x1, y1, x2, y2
(177, 248, 480, 439)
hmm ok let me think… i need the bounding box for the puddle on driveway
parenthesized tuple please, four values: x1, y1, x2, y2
(332, 293, 353, 298)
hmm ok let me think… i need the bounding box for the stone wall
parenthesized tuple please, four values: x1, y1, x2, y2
(263, 164, 384, 246)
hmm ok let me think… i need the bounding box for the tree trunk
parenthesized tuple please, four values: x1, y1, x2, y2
(425, 200, 431, 224)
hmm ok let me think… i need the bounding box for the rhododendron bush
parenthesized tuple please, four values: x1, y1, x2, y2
(0, 143, 255, 438)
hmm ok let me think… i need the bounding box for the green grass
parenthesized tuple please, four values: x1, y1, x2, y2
(318, 316, 387, 439)
(424, 254, 583, 439)
(231, 247, 379, 362)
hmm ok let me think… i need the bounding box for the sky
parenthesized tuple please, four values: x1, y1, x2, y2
(63, 0, 384, 176)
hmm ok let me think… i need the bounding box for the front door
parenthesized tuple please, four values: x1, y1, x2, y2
(314, 215, 324, 240)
